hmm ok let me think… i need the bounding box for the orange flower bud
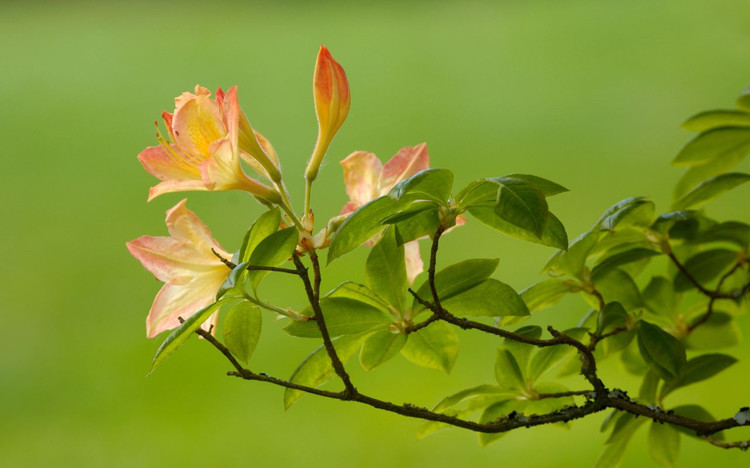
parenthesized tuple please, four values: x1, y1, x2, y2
(306, 46, 351, 182)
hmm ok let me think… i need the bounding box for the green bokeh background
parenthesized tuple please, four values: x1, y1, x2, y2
(2, 1, 749, 466)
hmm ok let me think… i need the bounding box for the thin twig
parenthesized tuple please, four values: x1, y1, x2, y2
(689, 263, 742, 332)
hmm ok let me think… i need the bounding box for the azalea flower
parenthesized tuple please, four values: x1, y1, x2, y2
(138, 85, 281, 203)
(339, 143, 431, 284)
(126, 199, 232, 338)
(306, 46, 351, 184)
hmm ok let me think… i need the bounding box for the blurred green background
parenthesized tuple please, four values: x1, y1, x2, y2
(2, 0, 749, 466)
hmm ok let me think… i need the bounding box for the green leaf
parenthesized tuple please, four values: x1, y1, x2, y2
(478, 399, 526, 447)
(642, 277, 677, 319)
(592, 269, 643, 311)
(434, 384, 514, 412)
(673, 148, 746, 199)
(284, 334, 365, 409)
(456, 180, 498, 208)
(685, 312, 741, 349)
(411, 258, 499, 313)
(440, 279, 529, 317)
(500, 326, 542, 374)
(328, 196, 403, 264)
(149, 299, 230, 374)
(381, 201, 435, 224)
(591, 247, 660, 280)
(216, 261, 251, 300)
(737, 87, 750, 111)
(284, 297, 392, 338)
(504, 173, 569, 196)
(222, 301, 261, 364)
(681, 110, 750, 132)
(359, 330, 407, 371)
(672, 172, 750, 210)
(671, 405, 723, 441)
(648, 421, 680, 468)
(604, 329, 636, 357)
(672, 127, 750, 167)
(651, 210, 698, 234)
(325, 281, 391, 312)
(544, 231, 599, 279)
(520, 278, 580, 313)
(491, 176, 549, 237)
(239, 208, 281, 263)
(594, 413, 647, 468)
(693, 221, 750, 248)
(246, 227, 298, 291)
(597, 302, 628, 335)
(494, 348, 526, 391)
(661, 353, 737, 398)
(599, 199, 655, 232)
(401, 321, 459, 373)
(393, 207, 440, 245)
(527, 345, 573, 384)
(637, 321, 686, 380)
(388, 168, 453, 205)
(673, 249, 738, 292)
(365, 229, 407, 312)
(619, 336, 649, 374)
(594, 197, 649, 230)
(639, 369, 660, 403)
(469, 206, 568, 250)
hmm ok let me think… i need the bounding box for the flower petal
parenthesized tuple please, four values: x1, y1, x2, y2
(147, 179, 209, 202)
(146, 271, 227, 338)
(340, 151, 383, 211)
(127, 235, 221, 282)
(172, 86, 225, 158)
(404, 240, 424, 285)
(164, 200, 228, 257)
(138, 145, 201, 181)
(379, 143, 430, 194)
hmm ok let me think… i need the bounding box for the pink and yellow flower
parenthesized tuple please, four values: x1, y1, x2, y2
(138, 85, 281, 203)
(306, 46, 351, 183)
(339, 143, 431, 284)
(126, 200, 232, 338)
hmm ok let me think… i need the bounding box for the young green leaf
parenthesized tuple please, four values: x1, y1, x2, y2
(660, 353, 737, 398)
(591, 247, 660, 279)
(672, 172, 750, 210)
(639, 369, 660, 403)
(520, 278, 580, 313)
(636, 321, 686, 380)
(468, 205, 568, 250)
(478, 400, 526, 447)
(738, 87, 750, 111)
(411, 258, 499, 313)
(439, 279, 529, 317)
(359, 330, 407, 371)
(388, 168, 454, 205)
(648, 421, 680, 468)
(673, 249, 738, 292)
(673, 148, 746, 200)
(544, 231, 598, 279)
(504, 173, 569, 196)
(434, 384, 514, 412)
(247, 227, 298, 291)
(223, 301, 262, 364)
(599, 199, 655, 232)
(592, 269, 643, 311)
(216, 261, 251, 300)
(284, 297, 392, 338)
(328, 196, 403, 264)
(672, 127, 750, 167)
(284, 334, 366, 409)
(239, 208, 281, 263)
(594, 413, 647, 468)
(685, 312, 741, 349)
(456, 180, 498, 208)
(393, 207, 440, 245)
(681, 110, 750, 132)
(400, 321, 459, 373)
(500, 326, 542, 374)
(594, 197, 649, 230)
(380, 201, 436, 224)
(366, 229, 408, 312)
(325, 281, 392, 312)
(149, 299, 230, 374)
(642, 277, 677, 319)
(693, 221, 750, 248)
(597, 302, 628, 335)
(494, 349, 526, 391)
(491, 176, 549, 237)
